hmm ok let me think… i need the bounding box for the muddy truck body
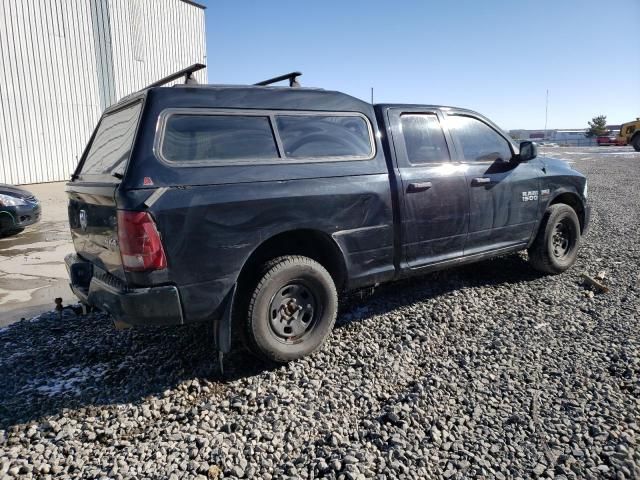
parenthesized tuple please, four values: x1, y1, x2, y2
(65, 69, 590, 363)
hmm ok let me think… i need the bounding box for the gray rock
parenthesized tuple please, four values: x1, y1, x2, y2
(533, 463, 546, 476)
(342, 455, 358, 465)
(230, 465, 245, 478)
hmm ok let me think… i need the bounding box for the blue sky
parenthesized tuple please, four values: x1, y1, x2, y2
(201, 0, 639, 130)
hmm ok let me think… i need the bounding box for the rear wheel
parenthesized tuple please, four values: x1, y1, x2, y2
(632, 135, 640, 152)
(528, 204, 581, 274)
(242, 255, 338, 363)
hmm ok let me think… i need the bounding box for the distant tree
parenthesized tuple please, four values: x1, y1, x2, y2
(585, 115, 608, 137)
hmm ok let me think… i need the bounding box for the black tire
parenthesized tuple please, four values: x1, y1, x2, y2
(528, 204, 581, 274)
(632, 135, 640, 152)
(242, 255, 338, 363)
(0, 227, 24, 239)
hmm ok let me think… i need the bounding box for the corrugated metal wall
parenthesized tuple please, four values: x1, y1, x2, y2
(0, 0, 206, 185)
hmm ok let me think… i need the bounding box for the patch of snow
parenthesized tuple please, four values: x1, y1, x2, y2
(599, 151, 640, 156)
(22, 364, 108, 397)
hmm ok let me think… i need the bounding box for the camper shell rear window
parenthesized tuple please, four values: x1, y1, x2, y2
(79, 101, 143, 178)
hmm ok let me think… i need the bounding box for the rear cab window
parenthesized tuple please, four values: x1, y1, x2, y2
(78, 101, 142, 179)
(400, 113, 450, 164)
(157, 110, 374, 165)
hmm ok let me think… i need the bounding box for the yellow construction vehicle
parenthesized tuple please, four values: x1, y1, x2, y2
(617, 118, 640, 151)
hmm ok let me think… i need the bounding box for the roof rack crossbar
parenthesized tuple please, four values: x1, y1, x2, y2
(254, 71, 302, 88)
(143, 63, 206, 89)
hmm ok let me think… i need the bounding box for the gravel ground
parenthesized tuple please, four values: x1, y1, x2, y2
(1, 147, 639, 479)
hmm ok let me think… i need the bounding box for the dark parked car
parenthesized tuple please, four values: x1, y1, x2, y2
(65, 67, 590, 363)
(0, 184, 41, 237)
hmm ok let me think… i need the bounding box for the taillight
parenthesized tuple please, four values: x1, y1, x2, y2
(117, 210, 167, 272)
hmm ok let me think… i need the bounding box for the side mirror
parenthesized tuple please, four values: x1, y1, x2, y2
(519, 141, 538, 161)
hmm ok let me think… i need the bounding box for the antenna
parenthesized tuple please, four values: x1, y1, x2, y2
(254, 72, 302, 88)
(544, 89, 549, 139)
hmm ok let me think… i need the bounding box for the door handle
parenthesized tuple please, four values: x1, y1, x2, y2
(471, 177, 491, 186)
(407, 182, 433, 193)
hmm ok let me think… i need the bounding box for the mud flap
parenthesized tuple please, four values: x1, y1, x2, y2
(214, 283, 236, 375)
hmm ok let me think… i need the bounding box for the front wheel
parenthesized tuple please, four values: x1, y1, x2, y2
(242, 256, 338, 363)
(528, 204, 581, 274)
(0, 227, 24, 238)
(632, 135, 640, 152)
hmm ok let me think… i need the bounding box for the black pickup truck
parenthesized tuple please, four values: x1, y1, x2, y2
(65, 67, 590, 363)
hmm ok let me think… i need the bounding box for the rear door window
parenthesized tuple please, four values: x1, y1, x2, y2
(275, 115, 373, 159)
(400, 114, 450, 164)
(162, 114, 279, 163)
(80, 102, 142, 177)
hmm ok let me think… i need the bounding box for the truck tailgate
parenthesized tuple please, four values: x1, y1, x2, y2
(67, 183, 125, 281)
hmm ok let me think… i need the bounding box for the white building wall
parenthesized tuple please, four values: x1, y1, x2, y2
(0, 0, 206, 185)
(108, 0, 206, 100)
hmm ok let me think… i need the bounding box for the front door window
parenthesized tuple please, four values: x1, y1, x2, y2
(448, 115, 512, 163)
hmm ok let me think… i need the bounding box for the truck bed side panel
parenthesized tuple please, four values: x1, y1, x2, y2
(147, 174, 394, 322)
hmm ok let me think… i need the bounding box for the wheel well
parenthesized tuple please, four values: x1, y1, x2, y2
(550, 193, 585, 232)
(237, 229, 347, 291)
